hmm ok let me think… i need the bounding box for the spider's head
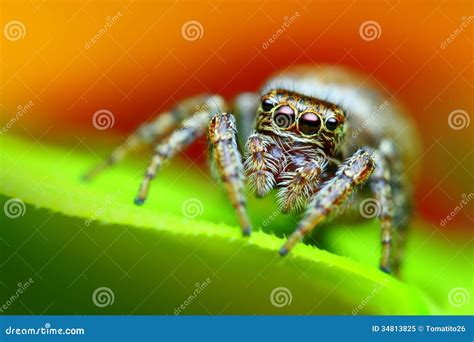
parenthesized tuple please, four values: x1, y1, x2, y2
(256, 89, 346, 155)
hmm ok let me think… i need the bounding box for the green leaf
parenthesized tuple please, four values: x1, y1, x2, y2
(0, 134, 463, 315)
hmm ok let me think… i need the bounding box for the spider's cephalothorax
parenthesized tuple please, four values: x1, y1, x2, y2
(84, 65, 420, 277)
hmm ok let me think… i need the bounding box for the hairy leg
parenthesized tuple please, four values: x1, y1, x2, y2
(83, 94, 225, 181)
(244, 133, 279, 198)
(277, 158, 326, 213)
(369, 148, 395, 274)
(280, 149, 375, 255)
(134, 95, 227, 204)
(379, 140, 411, 276)
(209, 113, 252, 236)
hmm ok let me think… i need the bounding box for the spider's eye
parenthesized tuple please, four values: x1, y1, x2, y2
(298, 112, 321, 136)
(273, 105, 295, 129)
(261, 99, 275, 112)
(325, 117, 339, 131)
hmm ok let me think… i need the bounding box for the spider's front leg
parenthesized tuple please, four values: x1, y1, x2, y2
(83, 94, 223, 181)
(279, 149, 375, 255)
(209, 113, 252, 236)
(134, 95, 227, 204)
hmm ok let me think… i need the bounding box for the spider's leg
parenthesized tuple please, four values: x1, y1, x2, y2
(378, 140, 411, 276)
(369, 148, 395, 274)
(135, 108, 213, 205)
(279, 149, 375, 255)
(277, 159, 326, 213)
(83, 94, 224, 181)
(233, 92, 259, 147)
(209, 112, 252, 236)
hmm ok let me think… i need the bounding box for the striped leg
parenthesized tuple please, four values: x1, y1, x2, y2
(369, 149, 395, 274)
(83, 94, 225, 181)
(379, 140, 411, 277)
(277, 158, 326, 214)
(279, 149, 375, 256)
(209, 113, 252, 236)
(135, 109, 213, 205)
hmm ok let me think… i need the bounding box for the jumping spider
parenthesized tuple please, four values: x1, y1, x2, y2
(84, 65, 419, 276)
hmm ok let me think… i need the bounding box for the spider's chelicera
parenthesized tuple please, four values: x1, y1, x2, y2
(84, 65, 419, 277)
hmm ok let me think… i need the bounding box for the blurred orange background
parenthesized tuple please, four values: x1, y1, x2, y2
(1, 0, 473, 228)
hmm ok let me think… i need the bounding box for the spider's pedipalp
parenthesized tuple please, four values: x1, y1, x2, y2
(280, 149, 375, 255)
(244, 133, 279, 198)
(209, 112, 252, 236)
(277, 159, 325, 213)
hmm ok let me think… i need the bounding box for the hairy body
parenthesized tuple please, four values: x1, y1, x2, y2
(84, 65, 420, 276)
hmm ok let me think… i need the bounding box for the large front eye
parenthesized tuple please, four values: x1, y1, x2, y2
(261, 99, 275, 112)
(273, 105, 295, 129)
(298, 112, 321, 136)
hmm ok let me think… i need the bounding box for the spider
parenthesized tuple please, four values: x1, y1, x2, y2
(84, 65, 419, 276)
